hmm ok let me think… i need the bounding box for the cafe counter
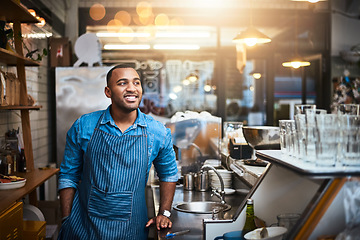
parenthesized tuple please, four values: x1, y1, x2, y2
(151, 184, 247, 240)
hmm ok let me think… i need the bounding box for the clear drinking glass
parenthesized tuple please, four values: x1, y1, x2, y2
(279, 120, 296, 157)
(223, 122, 244, 139)
(295, 114, 306, 161)
(277, 213, 300, 240)
(223, 122, 244, 153)
(315, 114, 339, 167)
(303, 109, 326, 163)
(294, 104, 316, 115)
(339, 115, 360, 166)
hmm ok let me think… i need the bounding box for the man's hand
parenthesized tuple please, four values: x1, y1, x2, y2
(146, 181, 176, 230)
(145, 214, 173, 230)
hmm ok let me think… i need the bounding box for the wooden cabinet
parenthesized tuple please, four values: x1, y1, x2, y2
(23, 220, 46, 240)
(0, 202, 23, 239)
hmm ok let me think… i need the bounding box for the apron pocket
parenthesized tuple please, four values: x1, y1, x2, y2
(88, 186, 133, 221)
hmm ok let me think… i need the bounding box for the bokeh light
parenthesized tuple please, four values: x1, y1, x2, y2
(36, 17, 46, 27)
(137, 26, 156, 41)
(155, 13, 169, 26)
(115, 11, 131, 26)
(107, 19, 122, 31)
(89, 3, 106, 21)
(133, 16, 142, 26)
(136, 1, 153, 18)
(28, 9, 36, 17)
(139, 13, 154, 25)
(118, 27, 135, 43)
(170, 17, 184, 26)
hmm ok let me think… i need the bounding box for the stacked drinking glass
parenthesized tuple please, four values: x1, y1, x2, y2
(279, 104, 360, 167)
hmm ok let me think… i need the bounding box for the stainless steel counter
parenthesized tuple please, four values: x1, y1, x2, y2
(151, 185, 246, 240)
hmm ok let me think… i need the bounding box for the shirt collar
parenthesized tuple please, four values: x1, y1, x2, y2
(101, 105, 147, 128)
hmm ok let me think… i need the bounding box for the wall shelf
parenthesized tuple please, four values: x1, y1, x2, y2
(0, 48, 40, 66)
(0, 105, 42, 110)
(0, 0, 47, 214)
(0, 0, 39, 23)
(0, 168, 59, 215)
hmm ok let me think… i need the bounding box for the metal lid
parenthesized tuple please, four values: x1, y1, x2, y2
(247, 198, 254, 204)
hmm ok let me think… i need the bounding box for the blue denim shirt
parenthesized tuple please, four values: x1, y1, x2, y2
(58, 106, 178, 191)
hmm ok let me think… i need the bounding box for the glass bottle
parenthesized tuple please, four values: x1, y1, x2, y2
(242, 198, 257, 237)
(18, 148, 27, 172)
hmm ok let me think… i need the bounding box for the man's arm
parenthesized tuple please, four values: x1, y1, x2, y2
(58, 118, 84, 221)
(59, 187, 76, 220)
(158, 181, 176, 215)
(146, 181, 176, 230)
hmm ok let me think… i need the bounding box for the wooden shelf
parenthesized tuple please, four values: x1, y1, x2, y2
(0, 48, 40, 66)
(0, 168, 59, 214)
(0, 0, 48, 217)
(0, 105, 42, 110)
(0, 0, 39, 23)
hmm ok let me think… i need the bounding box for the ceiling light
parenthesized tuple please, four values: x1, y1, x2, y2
(232, 0, 271, 47)
(182, 79, 191, 86)
(282, 59, 311, 68)
(282, 13, 311, 69)
(173, 85, 183, 93)
(291, 0, 325, 2)
(24, 33, 53, 39)
(155, 32, 211, 38)
(204, 84, 212, 92)
(96, 32, 151, 38)
(153, 44, 200, 50)
(187, 75, 198, 82)
(169, 93, 178, 100)
(233, 26, 271, 47)
(104, 44, 150, 50)
(250, 72, 262, 79)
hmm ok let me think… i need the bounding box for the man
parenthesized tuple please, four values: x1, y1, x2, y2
(58, 64, 178, 239)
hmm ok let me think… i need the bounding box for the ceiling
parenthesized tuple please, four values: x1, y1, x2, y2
(76, 0, 333, 56)
(20, 0, 360, 62)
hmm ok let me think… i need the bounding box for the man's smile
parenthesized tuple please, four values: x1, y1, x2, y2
(124, 95, 138, 102)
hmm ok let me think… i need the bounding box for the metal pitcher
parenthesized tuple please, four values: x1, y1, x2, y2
(194, 171, 209, 192)
(183, 173, 195, 191)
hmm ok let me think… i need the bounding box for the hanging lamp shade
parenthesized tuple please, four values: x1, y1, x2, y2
(282, 12, 310, 69)
(249, 70, 262, 79)
(282, 56, 310, 69)
(233, 26, 271, 47)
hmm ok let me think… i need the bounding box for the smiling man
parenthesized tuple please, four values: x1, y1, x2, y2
(58, 64, 178, 239)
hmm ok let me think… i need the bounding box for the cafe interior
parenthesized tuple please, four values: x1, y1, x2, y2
(0, 0, 360, 239)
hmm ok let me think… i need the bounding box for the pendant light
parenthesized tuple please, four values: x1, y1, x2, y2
(249, 71, 262, 79)
(232, 0, 271, 47)
(282, 13, 310, 68)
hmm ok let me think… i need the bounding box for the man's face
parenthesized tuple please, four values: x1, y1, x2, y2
(105, 67, 143, 113)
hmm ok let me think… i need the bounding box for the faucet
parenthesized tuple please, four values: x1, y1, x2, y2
(200, 164, 225, 204)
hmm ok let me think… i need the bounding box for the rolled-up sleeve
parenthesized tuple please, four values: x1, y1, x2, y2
(58, 118, 84, 191)
(153, 128, 178, 182)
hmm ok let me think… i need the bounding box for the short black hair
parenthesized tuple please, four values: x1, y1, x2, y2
(106, 64, 137, 85)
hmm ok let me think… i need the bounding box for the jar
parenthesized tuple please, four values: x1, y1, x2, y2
(0, 152, 13, 175)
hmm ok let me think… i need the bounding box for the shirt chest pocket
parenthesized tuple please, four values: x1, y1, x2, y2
(88, 186, 133, 221)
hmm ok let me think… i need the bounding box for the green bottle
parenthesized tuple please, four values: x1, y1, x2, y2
(242, 198, 257, 237)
